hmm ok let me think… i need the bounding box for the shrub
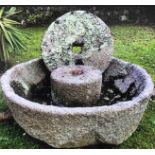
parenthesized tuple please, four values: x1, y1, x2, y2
(0, 7, 27, 62)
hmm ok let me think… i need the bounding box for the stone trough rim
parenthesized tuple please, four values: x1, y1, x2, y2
(0, 58, 154, 115)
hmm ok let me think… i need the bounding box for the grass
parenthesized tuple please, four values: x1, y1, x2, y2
(72, 46, 82, 54)
(0, 25, 155, 148)
(112, 25, 155, 83)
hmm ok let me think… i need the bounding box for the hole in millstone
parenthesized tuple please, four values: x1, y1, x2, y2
(72, 46, 82, 54)
(72, 41, 84, 54)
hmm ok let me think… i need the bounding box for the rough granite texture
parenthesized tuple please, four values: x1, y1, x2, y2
(51, 65, 102, 107)
(114, 78, 135, 94)
(41, 11, 113, 72)
(0, 58, 154, 148)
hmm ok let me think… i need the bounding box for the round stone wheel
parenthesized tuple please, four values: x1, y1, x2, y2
(50, 65, 102, 107)
(41, 10, 113, 72)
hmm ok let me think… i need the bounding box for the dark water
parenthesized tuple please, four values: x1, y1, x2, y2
(26, 74, 138, 107)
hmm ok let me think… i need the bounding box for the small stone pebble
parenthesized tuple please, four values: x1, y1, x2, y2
(107, 89, 114, 94)
(114, 95, 121, 99)
(22, 132, 26, 136)
(103, 97, 110, 101)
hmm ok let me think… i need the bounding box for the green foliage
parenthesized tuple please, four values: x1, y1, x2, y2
(27, 13, 43, 25)
(15, 7, 55, 26)
(9, 27, 46, 64)
(0, 25, 155, 148)
(0, 7, 27, 62)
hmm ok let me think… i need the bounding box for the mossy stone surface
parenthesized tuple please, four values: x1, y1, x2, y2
(41, 10, 113, 72)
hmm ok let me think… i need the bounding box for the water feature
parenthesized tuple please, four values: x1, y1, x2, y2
(0, 11, 154, 148)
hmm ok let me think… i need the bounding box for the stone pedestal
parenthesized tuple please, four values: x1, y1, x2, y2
(50, 65, 102, 107)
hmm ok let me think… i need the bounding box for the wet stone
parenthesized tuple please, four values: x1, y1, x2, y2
(103, 97, 110, 101)
(114, 95, 121, 99)
(103, 58, 128, 82)
(114, 76, 135, 94)
(107, 89, 114, 94)
(25, 59, 142, 107)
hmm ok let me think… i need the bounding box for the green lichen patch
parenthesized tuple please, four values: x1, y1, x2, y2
(41, 10, 113, 71)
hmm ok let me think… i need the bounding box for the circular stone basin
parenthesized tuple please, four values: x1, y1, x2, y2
(0, 58, 154, 148)
(51, 65, 102, 107)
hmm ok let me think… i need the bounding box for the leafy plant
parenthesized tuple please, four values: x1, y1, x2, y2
(27, 13, 43, 24)
(0, 7, 27, 62)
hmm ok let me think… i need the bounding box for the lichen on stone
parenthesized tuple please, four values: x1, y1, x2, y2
(41, 10, 113, 72)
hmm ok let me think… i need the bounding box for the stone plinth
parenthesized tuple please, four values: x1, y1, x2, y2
(51, 65, 102, 107)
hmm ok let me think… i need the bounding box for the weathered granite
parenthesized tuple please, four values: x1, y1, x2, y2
(103, 59, 128, 82)
(51, 65, 102, 107)
(114, 75, 135, 94)
(41, 10, 113, 72)
(0, 58, 153, 148)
